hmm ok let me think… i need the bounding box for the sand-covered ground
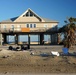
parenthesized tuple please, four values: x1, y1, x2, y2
(0, 45, 76, 74)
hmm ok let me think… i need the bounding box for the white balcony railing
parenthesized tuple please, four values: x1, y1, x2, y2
(0, 27, 58, 33)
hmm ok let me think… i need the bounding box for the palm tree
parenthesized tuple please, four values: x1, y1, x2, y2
(59, 17, 76, 48)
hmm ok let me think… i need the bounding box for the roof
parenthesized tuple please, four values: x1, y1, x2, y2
(1, 17, 18, 22)
(1, 8, 58, 23)
(1, 17, 58, 23)
(41, 17, 58, 22)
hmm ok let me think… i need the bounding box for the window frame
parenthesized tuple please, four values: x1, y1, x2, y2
(30, 24, 32, 28)
(44, 24, 48, 28)
(34, 24, 36, 28)
(3, 25, 6, 31)
(26, 24, 29, 28)
(11, 25, 14, 30)
(26, 24, 36, 28)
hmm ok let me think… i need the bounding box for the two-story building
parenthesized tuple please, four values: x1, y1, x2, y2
(0, 8, 59, 45)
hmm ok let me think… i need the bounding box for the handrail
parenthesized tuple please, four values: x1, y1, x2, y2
(0, 27, 58, 33)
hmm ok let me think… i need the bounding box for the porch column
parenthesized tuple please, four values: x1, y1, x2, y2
(40, 33, 44, 45)
(57, 33, 61, 44)
(51, 34, 55, 44)
(15, 34, 18, 44)
(28, 34, 30, 49)
(38, 35, 40, 45)
(3, 34, 7, 44)
(51, 33, 58, 45)
(51, 34, 53, 44)
(0, 34, 2, 45)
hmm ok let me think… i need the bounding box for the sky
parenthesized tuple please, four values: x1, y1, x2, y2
(0, 0, 76, 27)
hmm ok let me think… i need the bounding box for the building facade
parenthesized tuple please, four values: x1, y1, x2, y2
(0, 8, 59, 45)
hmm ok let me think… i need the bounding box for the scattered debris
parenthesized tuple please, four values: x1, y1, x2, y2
(2, 55, 10, 58)
(8, 45, 29, 51)
(4, 72, 7, 74)
(30, 52, 35, 55)
(0, 49, 2, 51)
(40, 53, 49, 57)
(51, 51, 60, 56)
(8, 46, 13, 50)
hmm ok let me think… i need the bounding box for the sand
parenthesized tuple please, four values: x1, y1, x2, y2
(0, 45, 76, 74)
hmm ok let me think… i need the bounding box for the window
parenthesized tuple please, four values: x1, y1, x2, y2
(30, 12, 33, 16)
(26, 12, 29, 16)
(30, 24, 32, 28)
(25, 11, 34, 17)
(17, 25, 21, 28)
(52, 25, 55, 27)
(44, 24, 48, 28)
(26, 24, 36, 28)
(34, 24, 36, 28)
(3, 25, 6, 30)
(11, 25, 14, 30)
(17, 25, 21, 31)
(26, 24, 29, 28)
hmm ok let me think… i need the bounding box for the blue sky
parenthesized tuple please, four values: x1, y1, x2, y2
(0, 0, 76, 27)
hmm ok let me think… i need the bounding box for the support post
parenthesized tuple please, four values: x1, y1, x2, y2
(38, 35, 40, 45)
(57, 33, 61, 44)
(28, 34, 30, 49)
(15, 34, 18, 45)
(3, 34, 7, 44)
(51, 34, 54, 44)
(40, 33, 44, 45)
(51, 33, 58, 45)
(0, 34, 2, 45)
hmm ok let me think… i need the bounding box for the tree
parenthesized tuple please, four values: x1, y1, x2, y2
(59, 17, 76, 48)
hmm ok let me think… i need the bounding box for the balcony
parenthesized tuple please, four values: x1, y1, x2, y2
(0, 27, 58, 33)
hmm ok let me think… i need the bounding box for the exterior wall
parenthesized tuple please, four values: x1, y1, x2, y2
(0, 22, 58, 33)
(0, 11, 58, 32)
(14, 17, 43, 22)
(0, 22, 58, 29)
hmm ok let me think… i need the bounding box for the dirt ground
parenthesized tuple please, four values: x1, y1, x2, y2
(0, 45, 76, 74)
